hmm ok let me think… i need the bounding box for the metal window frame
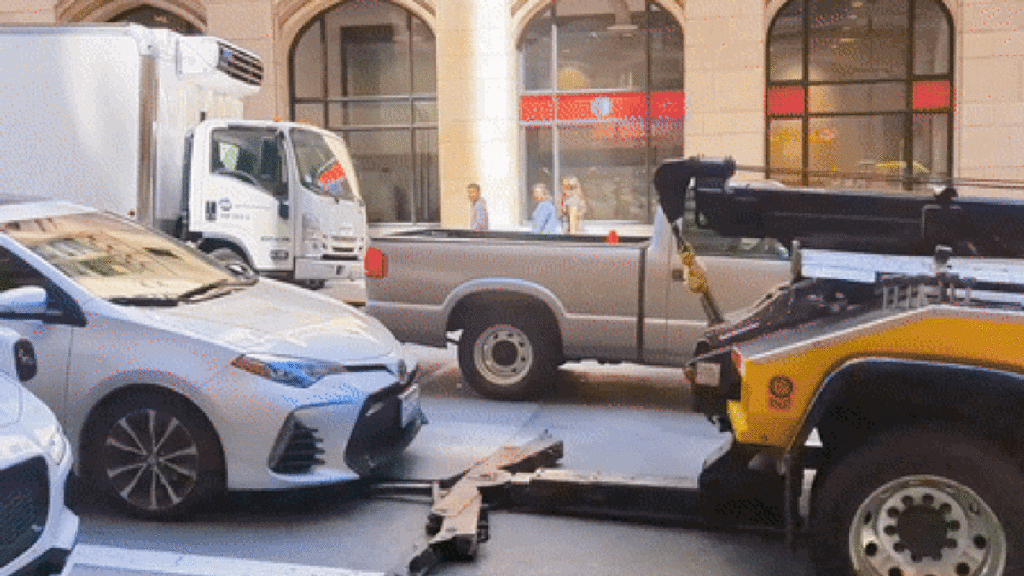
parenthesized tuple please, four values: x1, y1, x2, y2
(764, 0, 955, 189)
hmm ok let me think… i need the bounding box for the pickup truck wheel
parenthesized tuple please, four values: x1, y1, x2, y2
(83, 392, 225, 519)
(458, 312, 555, 400)
(810, 428, 1024, 576)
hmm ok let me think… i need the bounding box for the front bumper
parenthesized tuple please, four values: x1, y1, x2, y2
(265, 377, 426, 484)
(686, 348, 740, 431)
(6, 449, 79, 576)
(294, 256, 364, 281)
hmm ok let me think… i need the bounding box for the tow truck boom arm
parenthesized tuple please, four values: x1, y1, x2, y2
(654, 156, 1024, 257)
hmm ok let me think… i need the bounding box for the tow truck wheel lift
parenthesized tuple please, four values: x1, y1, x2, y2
(375, 431, 816, 576)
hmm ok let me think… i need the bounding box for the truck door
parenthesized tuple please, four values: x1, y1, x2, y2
(287, 128, 368, 282)
(647, 217, 791, 364)
(203, 126, 291, 272)
(0, 246, 73, 421)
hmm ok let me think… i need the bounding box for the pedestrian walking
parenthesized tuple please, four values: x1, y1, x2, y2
(560, 175, 587, 234)
(530, 183, 561, 234)
(467, 183, 489, 231)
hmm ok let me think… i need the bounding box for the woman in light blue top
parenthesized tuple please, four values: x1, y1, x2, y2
(530, 183, 561, 234)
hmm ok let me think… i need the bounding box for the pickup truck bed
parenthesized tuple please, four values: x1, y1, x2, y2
(365, 215, 790, 400)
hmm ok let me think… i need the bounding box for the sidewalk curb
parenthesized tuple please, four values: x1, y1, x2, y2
(66, 545, 384, 576)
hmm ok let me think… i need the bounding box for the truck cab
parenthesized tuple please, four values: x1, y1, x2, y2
(184, 120, 367, 287)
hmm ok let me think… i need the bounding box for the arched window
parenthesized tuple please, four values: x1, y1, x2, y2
(111, 5, 200, 34)
(767, 0, 953, 191)
(518, 1, 683, 224)
(290, 1, 438, 225)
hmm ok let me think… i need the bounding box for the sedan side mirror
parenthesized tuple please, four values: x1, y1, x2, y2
(0, 286, 48, 317)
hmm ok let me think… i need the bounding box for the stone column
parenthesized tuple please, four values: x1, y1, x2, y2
(436, 0, 520, 229)
(207, 0, 278, 121)
(683, 0, 766, 172)
(958, 0, 1024, 196)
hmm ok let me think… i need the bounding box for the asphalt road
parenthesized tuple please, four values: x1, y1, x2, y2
(64, 342, 815, 576)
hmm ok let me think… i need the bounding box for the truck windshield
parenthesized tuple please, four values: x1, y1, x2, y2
(291, 129, 358, 202)
(2, 211, 238, 301)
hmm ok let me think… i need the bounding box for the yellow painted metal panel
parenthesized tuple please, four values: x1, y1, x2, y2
(733, 306, 1024, 449)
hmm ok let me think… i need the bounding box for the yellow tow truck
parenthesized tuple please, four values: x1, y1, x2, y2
(664, 157, 1024, 576)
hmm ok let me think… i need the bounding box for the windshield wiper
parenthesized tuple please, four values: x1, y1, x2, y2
(109, 296, 179, 307)
(177, 278, 254, 302)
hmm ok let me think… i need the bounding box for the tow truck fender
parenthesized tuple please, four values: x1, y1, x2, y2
(799, 356, 1024, 459)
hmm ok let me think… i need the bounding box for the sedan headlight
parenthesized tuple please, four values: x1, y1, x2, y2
(34, 424, 67, 465)
(231, 354, 347, 388)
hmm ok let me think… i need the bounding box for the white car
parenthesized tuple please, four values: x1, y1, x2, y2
(0, 327, 78, 576)
(0, 198, 425, 518)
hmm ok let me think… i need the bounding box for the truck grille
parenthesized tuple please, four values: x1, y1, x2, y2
(324, 238, 361, 261)
(270, 420, 325, 475)
(217, 42, 263, 86)
(0, 456, 49, 567)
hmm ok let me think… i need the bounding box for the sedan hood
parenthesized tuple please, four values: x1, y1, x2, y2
(125, 280, 400, 363)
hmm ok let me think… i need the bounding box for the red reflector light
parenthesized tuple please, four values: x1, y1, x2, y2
(364, 246, 388, 279)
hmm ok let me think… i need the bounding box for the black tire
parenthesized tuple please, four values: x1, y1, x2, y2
(810, 427, 1024, 576)
(457, 309, 556, 400)
(83, 391, 225, 519)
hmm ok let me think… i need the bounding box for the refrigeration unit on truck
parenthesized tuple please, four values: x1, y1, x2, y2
(0, 24, 367, 287)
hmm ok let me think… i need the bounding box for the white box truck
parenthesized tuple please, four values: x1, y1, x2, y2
(0, 24, 367, 288)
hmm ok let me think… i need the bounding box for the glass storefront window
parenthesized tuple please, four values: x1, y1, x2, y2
(767, 0, 952, 192)
(290, 0, 438, 225)
(346, 129, 412, 222)
(914, 0, 950, 75)
(808, 0, 908, 82)
(518, 0, 683, 225)
(768, 118, 803, 185)
(809, 115, 907, 189)
(769, 1, 804, 82)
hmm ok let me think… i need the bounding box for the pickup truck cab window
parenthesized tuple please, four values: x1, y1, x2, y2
(3, 212, 239, 302)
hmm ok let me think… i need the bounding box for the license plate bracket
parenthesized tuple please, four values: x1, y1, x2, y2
(400, 384, 420, 427)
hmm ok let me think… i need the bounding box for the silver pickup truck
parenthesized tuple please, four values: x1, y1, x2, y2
(364, 210, 791, 400)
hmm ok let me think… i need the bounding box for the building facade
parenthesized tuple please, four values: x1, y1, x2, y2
(4, 0, 1023, 233)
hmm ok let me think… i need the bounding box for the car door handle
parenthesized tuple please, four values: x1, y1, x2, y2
(671, 269, 686, 282)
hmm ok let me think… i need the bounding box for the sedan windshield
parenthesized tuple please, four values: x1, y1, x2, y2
(2, 211, 238, 301)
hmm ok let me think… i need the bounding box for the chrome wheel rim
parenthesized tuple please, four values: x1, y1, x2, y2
(474, 324, 533, 387)
(102, 408, 199, 512)
(850, 474, 1006, 576)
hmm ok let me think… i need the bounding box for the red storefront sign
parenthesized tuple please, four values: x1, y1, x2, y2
(520, 91, 684, 141)
(913, 80, 952, 112)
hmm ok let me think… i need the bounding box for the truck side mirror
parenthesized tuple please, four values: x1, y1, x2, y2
(278, 200, 290, 220)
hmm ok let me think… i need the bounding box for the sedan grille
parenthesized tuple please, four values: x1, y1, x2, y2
(270, 420, 325, 475)
(0, 456, 49, 566)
